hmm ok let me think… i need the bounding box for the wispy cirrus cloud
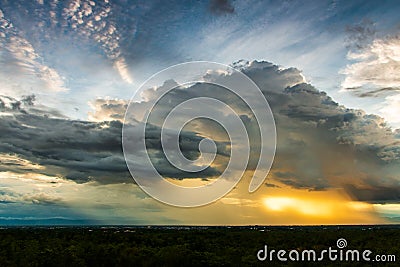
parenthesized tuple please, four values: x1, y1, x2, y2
(61, 0, 134, 83)
(0, 8, 67, 93)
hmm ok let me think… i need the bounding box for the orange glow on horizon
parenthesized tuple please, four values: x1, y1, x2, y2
(252, 186, 385, 225)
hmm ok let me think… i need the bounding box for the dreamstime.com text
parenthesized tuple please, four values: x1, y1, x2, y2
(257, 238, 396, 262)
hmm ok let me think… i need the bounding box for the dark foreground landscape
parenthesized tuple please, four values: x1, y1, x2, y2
(0, 225, 399, 266)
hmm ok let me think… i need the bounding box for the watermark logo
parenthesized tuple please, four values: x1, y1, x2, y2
(122, 61, 276, 207)
(336, 238, 347, 249)
(257, 238, 396, 262)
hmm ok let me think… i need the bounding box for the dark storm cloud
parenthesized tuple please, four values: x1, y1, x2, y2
(143, 123, 228, 179)
(0, 112, 128, 183)
(0, 93, 129, 182)
(0, 96, 224, 183)
(209, 0, 235, 15)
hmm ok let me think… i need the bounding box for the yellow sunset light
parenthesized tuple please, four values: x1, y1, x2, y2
(263, 196, 334, 217)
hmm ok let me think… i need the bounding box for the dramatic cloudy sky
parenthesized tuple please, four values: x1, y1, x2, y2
(1, 0, 400, 225)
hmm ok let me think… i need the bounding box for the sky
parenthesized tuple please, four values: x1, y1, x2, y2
(0, 0, 400, 225)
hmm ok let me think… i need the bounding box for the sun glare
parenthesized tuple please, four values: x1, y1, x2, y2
(263, 196, 334, 217)
(263, 197, 295, 211)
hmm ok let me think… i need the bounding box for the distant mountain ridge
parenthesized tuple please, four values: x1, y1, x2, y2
(0, 218, 97, 226)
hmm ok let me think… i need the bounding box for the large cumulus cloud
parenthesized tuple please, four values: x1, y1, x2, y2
(2, 60, 400, 203)
(240, 61, 400, 201)
(89, 60, 400, 202)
